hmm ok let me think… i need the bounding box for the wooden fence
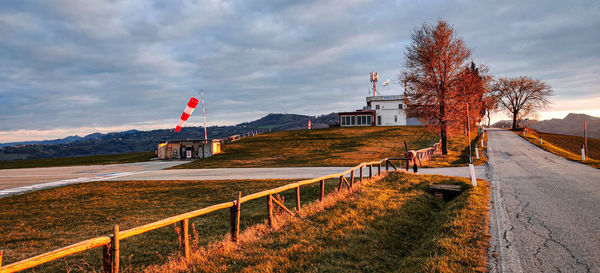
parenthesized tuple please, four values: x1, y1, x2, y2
(386, 140, 442, 171)
(0, 159, 393, 273)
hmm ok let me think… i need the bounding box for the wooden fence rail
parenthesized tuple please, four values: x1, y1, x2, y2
(387, 140, 442, 171)
(0, 159, 391, 273)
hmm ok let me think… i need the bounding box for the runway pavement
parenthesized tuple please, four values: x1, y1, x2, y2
(0, 161, 185, 197)
(1, 159, 487, 198)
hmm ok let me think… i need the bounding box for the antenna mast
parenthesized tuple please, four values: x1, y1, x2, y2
(201, 90, 207, 140)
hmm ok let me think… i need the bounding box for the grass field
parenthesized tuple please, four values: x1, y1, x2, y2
(516, 130, 600, 168)
(174, 126, 484, 169)
(147, 172, 490, 273)
(0, 177, 344, 272)
(0, 151, 155, 169)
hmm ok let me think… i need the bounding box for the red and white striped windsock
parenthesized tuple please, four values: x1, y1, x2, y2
(174, 97, 199, 132)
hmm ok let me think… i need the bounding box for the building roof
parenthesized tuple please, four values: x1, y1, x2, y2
(338, 110, 376, 115)
(366, 95, 405, 102)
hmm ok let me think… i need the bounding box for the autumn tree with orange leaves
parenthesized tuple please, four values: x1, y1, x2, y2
(401, 20, 489, 155)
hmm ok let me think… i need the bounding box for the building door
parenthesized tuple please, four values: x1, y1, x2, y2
(377, 116, 381, 125)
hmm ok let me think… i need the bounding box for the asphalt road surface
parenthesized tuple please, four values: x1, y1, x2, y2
(487, 128, 599, 273)
(0, 161, 184, 197)
(106, 167, 356, 181)
(418, 165, 486, 179)
(0, 160, 484, 198)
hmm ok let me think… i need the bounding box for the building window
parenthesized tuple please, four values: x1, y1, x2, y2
(375, 105, 380, 110)
(399, 104, 403, 109)
(367, 115, 372, 125)
(341, 116, 346, 126)
(394, 115, 398, 122)
(377, 116, 381, 125)
(351, 116, 356, 125)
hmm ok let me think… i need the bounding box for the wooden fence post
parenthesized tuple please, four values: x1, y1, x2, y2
(180, 219, 190, 259)
(338, 175, 343, 192)
(267, 195, 273, 226)
(102, 244, 111, 273)
(377, 163, 381, 176)
(1, 250, 3, 268)
(230, 191, 242, 242)
(319, 180, 324, 201)
(359, 167, 363, 183)
(295, 186, 301, 212)
(112, 225, 120, 273)
(386, 160, 389, 171)
(429, 150, 432, 167)
(369, 165, 372, 178)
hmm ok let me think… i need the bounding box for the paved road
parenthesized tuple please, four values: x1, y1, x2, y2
(107, 167, 359, 181)
(487, 128, 599, 273)
(418, 165, 486, 179)
(0, 161, 185, 197)
(0, 160, 486, 198)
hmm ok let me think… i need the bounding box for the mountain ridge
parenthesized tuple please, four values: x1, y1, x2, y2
(493, 113, 600, 138)
(0, 113, 339, 161)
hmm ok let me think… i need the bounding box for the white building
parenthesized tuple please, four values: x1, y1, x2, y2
(367, 95, 407, 126)
(339, 94, 422, 127)
(338, 72, 422, 127)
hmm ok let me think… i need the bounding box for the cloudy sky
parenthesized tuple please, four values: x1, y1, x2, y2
(1, 0, 599, 142)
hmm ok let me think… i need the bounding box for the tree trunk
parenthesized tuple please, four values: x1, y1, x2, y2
(512, 111, 518, 129)
(486, 110, 491, 127)
(441, 121, 448, 155)
(440, 97, 448, 155)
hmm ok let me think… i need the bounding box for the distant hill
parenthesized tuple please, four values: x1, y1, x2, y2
(0, 113, 339, 161)
(0, 135, 84, 148)
(493, 113, 600, 138)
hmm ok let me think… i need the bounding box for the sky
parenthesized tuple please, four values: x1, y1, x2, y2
(1, 0, 599, 142)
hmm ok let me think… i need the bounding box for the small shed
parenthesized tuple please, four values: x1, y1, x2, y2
(157, 139, 222, 160)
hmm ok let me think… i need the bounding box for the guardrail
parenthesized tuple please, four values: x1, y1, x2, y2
(0, 159, 391, 273)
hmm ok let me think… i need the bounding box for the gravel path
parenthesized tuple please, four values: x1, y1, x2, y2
(486, 128, 599, 273)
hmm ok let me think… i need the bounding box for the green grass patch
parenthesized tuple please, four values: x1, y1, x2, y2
(0, 151, 155, 169)
(148, 172, 490, 273)
(515, 130, 600, 169)
(174, 126, 481, 169)
(0, 177, 343, 272)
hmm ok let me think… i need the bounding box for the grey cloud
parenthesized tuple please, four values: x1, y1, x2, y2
(0, 0, 598, 135)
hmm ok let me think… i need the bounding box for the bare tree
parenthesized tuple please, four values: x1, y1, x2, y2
(401, 20, 484, 155)
(494, 76, 553, 129)
(482, 86, 500, 127)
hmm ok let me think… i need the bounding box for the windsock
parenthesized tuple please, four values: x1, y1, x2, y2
(174, 97, 199, 132)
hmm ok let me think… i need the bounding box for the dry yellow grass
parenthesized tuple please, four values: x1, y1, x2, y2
(145, 172, 490, 273)
(516, 130, 600, 168)
(176, 126, 485, 169)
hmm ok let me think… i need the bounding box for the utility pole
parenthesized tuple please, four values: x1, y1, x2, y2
(467, 103, 472, 164)
(201, 90, 207, 140)
(584, 121, 588, 158)
(467, 102, 477, 186)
